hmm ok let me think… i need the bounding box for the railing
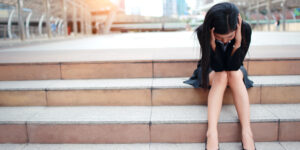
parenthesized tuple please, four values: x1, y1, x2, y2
(110, 22, 187, 32)
(0, 0, 92, 41)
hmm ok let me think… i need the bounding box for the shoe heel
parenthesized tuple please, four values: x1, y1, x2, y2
(241, 141, 256, 150)
(205, 137, 220, 150)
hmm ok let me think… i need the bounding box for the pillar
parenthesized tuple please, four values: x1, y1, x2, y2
(72, 4, 77, 35)
(282, 0, 287, 31)
(17, 0, 25, 40)
(80, 6, 84, 34)
(44, 0, 52, 38)
(267, 0, 271, 31)
(256, 0, 259, 31)
(61, 0, 68, 36)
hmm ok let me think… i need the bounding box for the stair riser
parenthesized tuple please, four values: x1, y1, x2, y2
(154, 60, 300, 77)
(1, 121, 299, 143)
(0, 124, 27, 143)
(1, 59, 299, 81)
(1, 86, 299, 106)
(151, 122, 278, 143)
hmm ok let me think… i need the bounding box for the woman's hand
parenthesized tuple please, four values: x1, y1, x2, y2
(210, 27, 216, 51)
(232, 14, 242, 56)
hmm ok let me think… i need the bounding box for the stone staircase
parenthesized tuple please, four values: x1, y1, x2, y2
(0, 58, 300, 150)
(0, 58, 299, 81)
(0, 31, 300, 149)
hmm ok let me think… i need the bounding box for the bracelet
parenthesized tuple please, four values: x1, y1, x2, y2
(233, 44, 241, 48)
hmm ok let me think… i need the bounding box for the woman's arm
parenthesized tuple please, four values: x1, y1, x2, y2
(231, 14, 242, 56)
(210, 44, 226, 72)
(227, 22, 252, 70)
(209, 26, 227, 72)
(197, 25, 226, 72)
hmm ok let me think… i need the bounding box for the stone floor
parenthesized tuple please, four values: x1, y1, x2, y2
(0, 142, 300, 150)
(0, 104, 300, 125)
(0, 76, 299, 90)
(0, 31, 300, 63)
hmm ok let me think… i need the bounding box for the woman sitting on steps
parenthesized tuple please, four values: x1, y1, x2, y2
(183, 2, 256, 150)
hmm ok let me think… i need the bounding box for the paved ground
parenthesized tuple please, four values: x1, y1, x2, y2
(0, 104, 300, 149)
(0, 31, 299, 63)
(1, 104, 300, 124)
(0, 35, 90, 49)
(1, 142, 300, 150)
(0, 76, 299, 90)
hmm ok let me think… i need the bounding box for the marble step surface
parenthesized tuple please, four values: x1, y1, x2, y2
(0, 104, 300, 143)
(0, 142, 300, 150)
(0, 76, 299, 106)
(0, 58, 299, 81)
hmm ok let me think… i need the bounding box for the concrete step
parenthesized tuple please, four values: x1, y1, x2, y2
(0, 58, 299, 81)
(0, 76, 299, 106)
(0, 104, 300, 143)
(1, 142, 300, 150)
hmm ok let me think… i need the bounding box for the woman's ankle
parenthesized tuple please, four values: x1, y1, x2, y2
(206, 127, 218, 137)
(206, 129, 219, 149)
(241, 127, 253, 137)
(241, 128, 256, 150)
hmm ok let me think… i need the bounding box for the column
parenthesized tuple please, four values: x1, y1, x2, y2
(17, 0, 25, 40)
(72, 4, 77, 35)
(61, 0, 68, 36)
(266, 0, 271, 31)
(80, 6, 84, 34)
(256, 0, 259, 31)
(103, 9, 116, 34)
(282, 0, 287, 31)
(85, 8, 89, 34)
(44, 0, 52, 38)
(87, 11, 92, 34)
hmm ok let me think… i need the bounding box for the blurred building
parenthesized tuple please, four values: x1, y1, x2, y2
(177, 0, 189, 16)
(193, 0, 300, 31)
(195, 0, 204, 10)
(119, 0, 125, 10)
(128, 7, 141, 16)
(163, 0, 189, 17)
(163, 0, 178, 17)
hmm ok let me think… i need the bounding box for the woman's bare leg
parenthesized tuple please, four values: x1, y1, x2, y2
(206, 71, 228, 149)
(227, 70, 255, 150)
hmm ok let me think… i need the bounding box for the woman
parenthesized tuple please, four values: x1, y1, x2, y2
(183, 2, 256, 150)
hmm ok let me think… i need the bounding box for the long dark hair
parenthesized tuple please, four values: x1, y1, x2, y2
(195, 2, 247, 88)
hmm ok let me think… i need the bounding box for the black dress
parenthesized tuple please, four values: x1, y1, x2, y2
(183, 22, 254, 89)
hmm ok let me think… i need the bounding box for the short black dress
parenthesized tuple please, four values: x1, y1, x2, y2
(183, 23, 254, 89)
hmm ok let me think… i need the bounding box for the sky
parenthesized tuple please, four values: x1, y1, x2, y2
(113, 0, 196, 17)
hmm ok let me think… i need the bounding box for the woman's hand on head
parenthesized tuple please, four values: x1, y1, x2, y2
(210, 27, 216, 51)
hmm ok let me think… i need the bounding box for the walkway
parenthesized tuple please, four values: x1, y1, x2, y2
(0, 31, 300, 64)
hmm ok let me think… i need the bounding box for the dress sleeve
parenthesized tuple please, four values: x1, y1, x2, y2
(226, 22, 252, 71)
(226, 47, 243, 70)
(210, 43, 226, 72)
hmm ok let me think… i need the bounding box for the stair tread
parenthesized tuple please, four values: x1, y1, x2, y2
(1, 104, 300, 124)
(1, 32, 300, 64)
(0, 142, 300, 150)
(0, 75, 299, 91)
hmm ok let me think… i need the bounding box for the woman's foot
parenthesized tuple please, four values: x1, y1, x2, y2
(241, 129, 256, 150)
(206, 130, 219, 150)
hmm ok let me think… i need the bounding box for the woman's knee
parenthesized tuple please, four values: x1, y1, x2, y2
(227, 70, 243, 84)
(213, 71, 228, 85)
